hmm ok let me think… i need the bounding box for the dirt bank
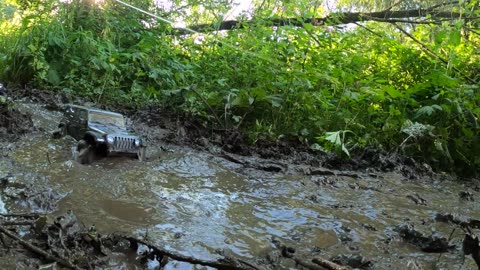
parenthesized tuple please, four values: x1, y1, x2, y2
(0, 102, 34, 141)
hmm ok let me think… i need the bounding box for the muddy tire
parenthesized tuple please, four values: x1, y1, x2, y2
(52, 124, 66, 139)
(76, 140, 95, 164)
(77, 139, 88, 152)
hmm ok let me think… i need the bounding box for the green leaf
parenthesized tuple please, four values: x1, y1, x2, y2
(434, 31, 446, 45)
(324, 131, 342, 146)
(303, 23, 314, 31)
(449, 30, 461, 47)
(384, 85, 401, 99)
(415, 104, 442, 118)
(46, 69, 60, 85)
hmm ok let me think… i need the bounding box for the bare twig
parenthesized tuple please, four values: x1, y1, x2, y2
(428, 0, 460, 10)
(293, 258, 325, 270)
(276, 241, 347, 270)
(122, 235, 263, 270)
(353, 22, 384, 38)
(312, 258, 347, 270)
(394, 24, 477, 84)
(0, 224, 78, 269)
(188, 85, 226, 129)
(1, 221, 34, 226)
(46, 151, 52, 165)
(0, 213, 40, 219)
(371, 16, 480, 24)
(172, 2, 468, 34)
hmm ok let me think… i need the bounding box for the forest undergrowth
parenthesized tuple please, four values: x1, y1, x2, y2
(0, 0, 479, 176)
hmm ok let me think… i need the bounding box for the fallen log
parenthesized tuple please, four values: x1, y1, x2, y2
(0, 224, 78, 269)
(121, 235, 263, 270)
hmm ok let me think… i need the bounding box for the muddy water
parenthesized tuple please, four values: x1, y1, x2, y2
(1, 103, 479, 269)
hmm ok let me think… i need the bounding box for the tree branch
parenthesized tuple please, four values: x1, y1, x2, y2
(0, 224, 78, 269)
(172, 4, 469, 34)
(122, 235, 263, 270)
(393, 23, 477, 84)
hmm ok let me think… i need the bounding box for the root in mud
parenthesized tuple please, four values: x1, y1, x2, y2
(395, 224, 454, 253)
(0, 211, 264, 270)
(270, 238, 372, 270)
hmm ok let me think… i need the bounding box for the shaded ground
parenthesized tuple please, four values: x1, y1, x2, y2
(1, 86, 480, 270)
(0, 102, 34, 141)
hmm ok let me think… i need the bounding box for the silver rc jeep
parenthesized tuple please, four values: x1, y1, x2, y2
(53, 104, 146, 163)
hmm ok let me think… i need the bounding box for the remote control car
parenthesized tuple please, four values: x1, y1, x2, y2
(53, 104, 145, 164)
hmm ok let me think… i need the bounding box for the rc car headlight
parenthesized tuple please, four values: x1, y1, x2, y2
(106, 135, 115, 144)
(134, 138, 141, 147)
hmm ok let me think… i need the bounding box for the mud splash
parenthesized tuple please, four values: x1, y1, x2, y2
(0, 102, 479, 269)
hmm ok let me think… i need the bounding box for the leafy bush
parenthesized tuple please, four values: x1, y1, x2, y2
(0, 0, 478, 175)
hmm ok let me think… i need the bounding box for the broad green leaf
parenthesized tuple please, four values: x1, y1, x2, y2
(449, 30, 461, 47)
(434, 31, 446, 45)
(415, 105, 442, 118)
(324, 131, 341, 146)
(384, 86, 401, 99)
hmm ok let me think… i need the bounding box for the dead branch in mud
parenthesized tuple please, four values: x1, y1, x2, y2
(121, 235, 264, 270)
(312, 258, 347, 270)
(219, 152, 285, 173)
(293, 258, 326, 270)
(435, 213, 480, 229)
(0, 224, 78, 269)
(277, 243, 347, 270)
(1, 220, 35, 226)
(304, 167, 360, 178)
(0, 213, 40, 219)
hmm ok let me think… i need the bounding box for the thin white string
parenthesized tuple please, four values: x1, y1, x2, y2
(113, 0, 288, 66)
(114, 0, 196, 34)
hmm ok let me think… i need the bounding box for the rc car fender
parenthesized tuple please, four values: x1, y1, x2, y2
(83, 131, 104, 145)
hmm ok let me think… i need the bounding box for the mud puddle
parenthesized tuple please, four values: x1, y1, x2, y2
(1, 102, 479, 269)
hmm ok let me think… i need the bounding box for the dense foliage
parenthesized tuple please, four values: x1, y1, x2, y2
(0, 0, 479, 175)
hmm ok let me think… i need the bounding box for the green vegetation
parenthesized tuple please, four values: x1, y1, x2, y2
(0, 0, 479, 175)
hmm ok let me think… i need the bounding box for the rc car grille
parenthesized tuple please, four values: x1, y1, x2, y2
(113, 137, 135, 150)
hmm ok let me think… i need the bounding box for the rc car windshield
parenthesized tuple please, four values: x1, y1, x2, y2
(88, 111, 125, 128)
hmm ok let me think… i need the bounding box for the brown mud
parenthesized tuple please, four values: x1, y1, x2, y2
(1, 86, 480, 269)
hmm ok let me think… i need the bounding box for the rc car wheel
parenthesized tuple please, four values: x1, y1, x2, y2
(52, 124, 67, 139)
(77, 139, 88, 152)
(76, 140, 95, 164)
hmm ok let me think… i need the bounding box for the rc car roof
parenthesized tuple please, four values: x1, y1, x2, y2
(65, 104, 123, 117)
